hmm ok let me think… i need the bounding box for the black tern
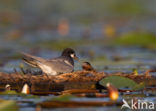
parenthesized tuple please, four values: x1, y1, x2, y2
(82, 62, 96, 72)
(22, 48, 79, 75)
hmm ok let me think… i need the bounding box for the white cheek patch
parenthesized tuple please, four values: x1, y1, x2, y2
(70, 54, 75, 58)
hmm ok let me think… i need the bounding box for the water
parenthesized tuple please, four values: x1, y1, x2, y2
(0, 17, 156, 111)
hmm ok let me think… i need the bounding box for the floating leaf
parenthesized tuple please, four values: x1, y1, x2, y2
(0, 90, 38, 99)
(132, 82, 145, 91)
(52, 94, 75, 102)
(0, 90, 17, 95)
(0, 100, 19, 111)
(99, 75, 137, 89)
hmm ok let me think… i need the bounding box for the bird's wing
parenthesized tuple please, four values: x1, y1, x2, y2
(43, 59, 74, 73)
(21, 52, 46, 67)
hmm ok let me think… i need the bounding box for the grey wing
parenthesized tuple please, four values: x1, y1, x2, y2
(22, 52, 46, 67)
(42, 59, 74, 74)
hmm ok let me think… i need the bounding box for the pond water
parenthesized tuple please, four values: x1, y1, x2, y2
(1, 44, 155, 76)
(0, 19, 156, 111)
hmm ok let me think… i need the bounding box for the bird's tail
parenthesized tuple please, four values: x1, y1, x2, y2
(21, 52, 40, 67)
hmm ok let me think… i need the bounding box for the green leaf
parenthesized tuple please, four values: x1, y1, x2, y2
(0, 90, 18, 95)
(0, 90, 39, 98)
(99, 75, 137, 89)
(132, 82, 145, 91)
(52, 94, 75, 102)
(0, 100, 19, 111)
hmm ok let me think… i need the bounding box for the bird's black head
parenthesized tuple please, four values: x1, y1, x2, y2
(62, 48, 79, 61)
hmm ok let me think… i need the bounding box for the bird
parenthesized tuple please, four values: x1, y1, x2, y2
(22, 48, 79, 75)
(82, 62, 96, 72)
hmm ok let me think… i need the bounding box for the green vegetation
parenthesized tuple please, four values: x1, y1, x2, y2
(0, 90, 39, 99)
(113, 32, 156, 49)
(0, 90, 18, 95)
(52, 94, 75, 102)
(39, 40, 82, 50)
(94, 56, 107, 61)
(99, 75, 137, 89)
(133, 82, 145, 91)
(39, 39, 97, 50)
(110, 1, 144, 15)
(99, 75, 146, 90)
(0, 100, 19, 111)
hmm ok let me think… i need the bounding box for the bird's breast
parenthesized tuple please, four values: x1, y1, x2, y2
(38, 64, 57, 75)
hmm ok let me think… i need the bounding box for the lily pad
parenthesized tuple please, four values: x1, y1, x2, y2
(99, 75, 137, 89)
(0, 91, 39, 99)
(132, 82, 145, 91)
(0, 90, 18, 95)
(0, 100, 19, 111)
(52, 94, 75, 102)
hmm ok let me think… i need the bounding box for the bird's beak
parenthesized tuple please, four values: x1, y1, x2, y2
(71, 54, 79, 62)
(74, 56, 79, 62)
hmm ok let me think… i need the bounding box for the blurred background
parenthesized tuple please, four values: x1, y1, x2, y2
(0, 0, 156, 74)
